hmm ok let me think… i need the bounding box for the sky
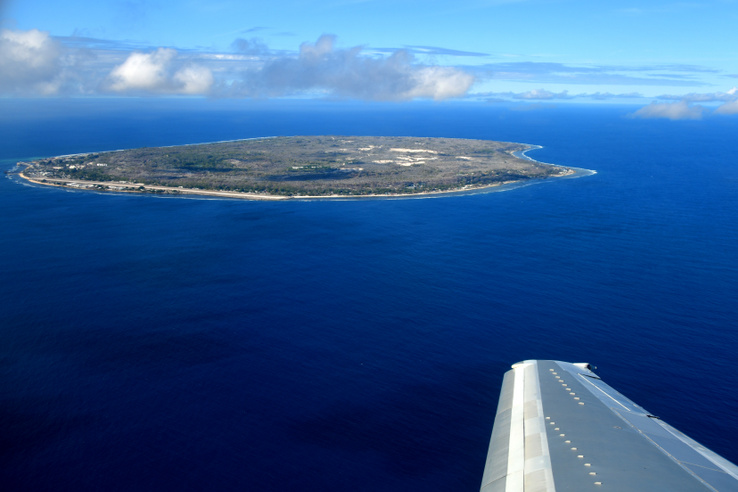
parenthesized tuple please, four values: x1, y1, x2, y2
(2, 0, 738, 117)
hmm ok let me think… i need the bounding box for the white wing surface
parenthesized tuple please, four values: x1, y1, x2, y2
(480, 360, 738, 492)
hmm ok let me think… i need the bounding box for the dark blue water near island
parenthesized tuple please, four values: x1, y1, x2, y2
(2, 99, 737, 491)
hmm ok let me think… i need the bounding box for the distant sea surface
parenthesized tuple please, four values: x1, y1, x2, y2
(2, 99, 738, 491)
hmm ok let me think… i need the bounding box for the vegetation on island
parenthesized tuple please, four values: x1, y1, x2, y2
(18, 136, 572, 198)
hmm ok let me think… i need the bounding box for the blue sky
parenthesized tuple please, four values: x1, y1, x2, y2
(2, 0, 738, 116)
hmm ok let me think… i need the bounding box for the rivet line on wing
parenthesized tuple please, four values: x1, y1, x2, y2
(547, 367, 601, 487)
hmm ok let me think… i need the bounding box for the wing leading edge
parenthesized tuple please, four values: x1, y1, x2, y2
(480, 360, 738, 492)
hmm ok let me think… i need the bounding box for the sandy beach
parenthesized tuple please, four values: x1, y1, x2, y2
(14, 139, 591, 200)
(17, 165, 582, 201)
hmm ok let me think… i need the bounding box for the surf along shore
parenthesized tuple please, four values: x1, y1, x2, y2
(14, 136, 590, 200)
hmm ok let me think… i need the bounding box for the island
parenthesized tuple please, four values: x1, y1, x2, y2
(16, 136, 574, 199)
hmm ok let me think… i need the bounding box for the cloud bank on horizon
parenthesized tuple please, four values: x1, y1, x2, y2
(627, 87, 738, 120)
(225, 35, 474, 100)
(0, 29, 473, 101)
(630, 101, 705, 120)
(1, 21, 738, 118)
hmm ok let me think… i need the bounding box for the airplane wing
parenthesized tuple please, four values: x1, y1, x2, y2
(480, 360, 738, 491)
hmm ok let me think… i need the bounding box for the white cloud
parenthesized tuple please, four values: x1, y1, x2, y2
(516, 88, 570, 100)
(476, 89, 641, 102)
(0, 31, 472, 100)
(0, 29, 63, 94)
(227, 35, 474, 101)
(107, 48, 213, 94)
(657, 88, 738, 103)
(403, 66, 475, 100)
(300, 35, 335, 58)
(476, 61, 715, 88)
(650, 87, 738, 116)
(714, 100, 738, 115)
(100, 36, 472, 100)
(174, 65, 215, 95)
(630, 100, 704, 120)
(108, 48, 175, 91)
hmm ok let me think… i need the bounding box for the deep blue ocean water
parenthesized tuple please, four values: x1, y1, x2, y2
(2, 99, 737, 491)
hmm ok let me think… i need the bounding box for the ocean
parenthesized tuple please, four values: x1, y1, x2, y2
(2, 99, 737, 491)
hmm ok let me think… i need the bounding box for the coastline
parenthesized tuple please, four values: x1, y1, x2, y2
(515, 144, 597, 177)
(15, 168, 577, 201)
(12, 142, 594, 201)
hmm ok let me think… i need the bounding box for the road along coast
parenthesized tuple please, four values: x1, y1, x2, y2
(15, 136, 585, 200)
